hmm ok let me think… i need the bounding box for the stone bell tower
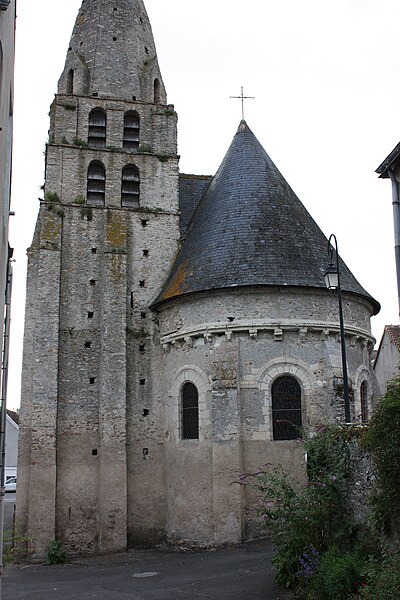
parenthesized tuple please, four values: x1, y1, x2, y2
(17, 0, 179, 557)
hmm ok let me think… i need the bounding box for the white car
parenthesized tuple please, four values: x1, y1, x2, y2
(5, 477, 16, 493)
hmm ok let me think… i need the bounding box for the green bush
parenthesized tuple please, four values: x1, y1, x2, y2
(247, 429, 354, 588)
(247, 422, 400, 597)
(362, 378, 400, 533)
(351, 548, 400, 599)
(74, 195, 86, 205)
(3, 533, 31, 564)
(245, 427, 372, 592)
(44, 191, 60, 203)
(305, 426, 350, 482)
(73, 137, 87, 148)
(45, 540, 68, 565)
(304, 546, 365, 599)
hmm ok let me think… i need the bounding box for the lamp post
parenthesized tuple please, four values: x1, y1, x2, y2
(324, 234, 351, 424)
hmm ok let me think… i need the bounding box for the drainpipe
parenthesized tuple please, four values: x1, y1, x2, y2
(388, 168, 400, 318)
(0, 248, 13, 599)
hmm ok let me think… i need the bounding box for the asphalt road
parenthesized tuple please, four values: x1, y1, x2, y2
(4, 539, 293, 600)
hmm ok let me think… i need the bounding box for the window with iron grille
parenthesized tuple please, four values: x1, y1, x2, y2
(272, 375, 302, 440)
(87, 161, 105, 206)
(360, 380, 368, 424)
(123, 111, 140, 151)
(181, 382, 199, 440)
(88, 108, 106, 148)
(121, 165, 140, 207)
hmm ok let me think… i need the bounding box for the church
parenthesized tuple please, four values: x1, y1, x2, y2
(17, 0, 380, 558)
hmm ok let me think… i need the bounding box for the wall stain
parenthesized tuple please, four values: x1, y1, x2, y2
(41, 211, 62, 247)
(106, 210, 127, 249)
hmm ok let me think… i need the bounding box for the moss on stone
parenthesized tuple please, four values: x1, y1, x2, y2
(106, 210, 127, 248)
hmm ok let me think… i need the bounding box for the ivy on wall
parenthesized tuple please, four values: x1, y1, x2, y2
(363, 377, 400, 534)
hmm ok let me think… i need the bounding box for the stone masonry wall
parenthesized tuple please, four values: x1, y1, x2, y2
(17, 208, 63, 558)
(57, 0, 167, 104)
(156, 287, 375, 541)
(18, 78, 180, 553)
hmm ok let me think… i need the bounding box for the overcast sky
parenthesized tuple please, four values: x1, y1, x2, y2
(7, 0, 400, 409)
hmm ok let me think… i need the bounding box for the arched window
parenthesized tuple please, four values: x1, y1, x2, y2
(123, 111, 140, 151)
(360, 381, 368, 424)
(87, 161, 105, 206)
(121, 165, 140, 208)
(88, 108, 106, 148)
(272, 376, 302, 440)
(154, 78, 161, 104)
(66, 68, 74, 95)
(181, 382, 199, 440)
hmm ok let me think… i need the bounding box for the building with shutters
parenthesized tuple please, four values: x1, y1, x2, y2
(17, 0, 380, 557)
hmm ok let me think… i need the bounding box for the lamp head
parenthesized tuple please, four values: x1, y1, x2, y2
(324, 263, 338, 289)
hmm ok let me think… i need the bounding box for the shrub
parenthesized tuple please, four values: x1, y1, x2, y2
(3, 533, 31, 564)
(305, 426, 350, 482)
(138, 143, 152, 153)
(245, 424, 400, 597)
(44, 191, 60, 204)
(45, 540, 67, 565)
(244, 427, 364, 590)
(351, 548, 400, 599)
(363, 377, 400, 533)
(305, 546, 365, 599)
(73, 137, 87, 148)
(248, 467, 351, 586)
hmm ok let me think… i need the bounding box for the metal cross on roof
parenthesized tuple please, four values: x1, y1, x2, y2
(230, 86, 255, 120)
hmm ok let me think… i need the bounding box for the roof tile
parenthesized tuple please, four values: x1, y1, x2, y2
(153, 121, 380, 314)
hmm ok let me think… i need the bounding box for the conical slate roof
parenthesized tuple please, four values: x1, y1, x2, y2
(153, 121, 379, 314)
(58, 0, 166, 103)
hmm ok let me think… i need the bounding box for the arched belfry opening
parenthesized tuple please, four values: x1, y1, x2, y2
(88, 108, 107, 149)
(121, 164, 140, 208)
(66, 68, 74, 95)
(123, 111, 140, 151)
(87, 161, 106, 206)
(154, 78, 161, 104)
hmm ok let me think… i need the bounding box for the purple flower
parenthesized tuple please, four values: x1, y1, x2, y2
(296, 546, 320, 581)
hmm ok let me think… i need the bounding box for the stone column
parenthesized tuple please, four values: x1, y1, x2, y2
(211, 341, 243, 543)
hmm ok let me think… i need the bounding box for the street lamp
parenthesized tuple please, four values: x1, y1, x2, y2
(324, 234, 351, 424)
